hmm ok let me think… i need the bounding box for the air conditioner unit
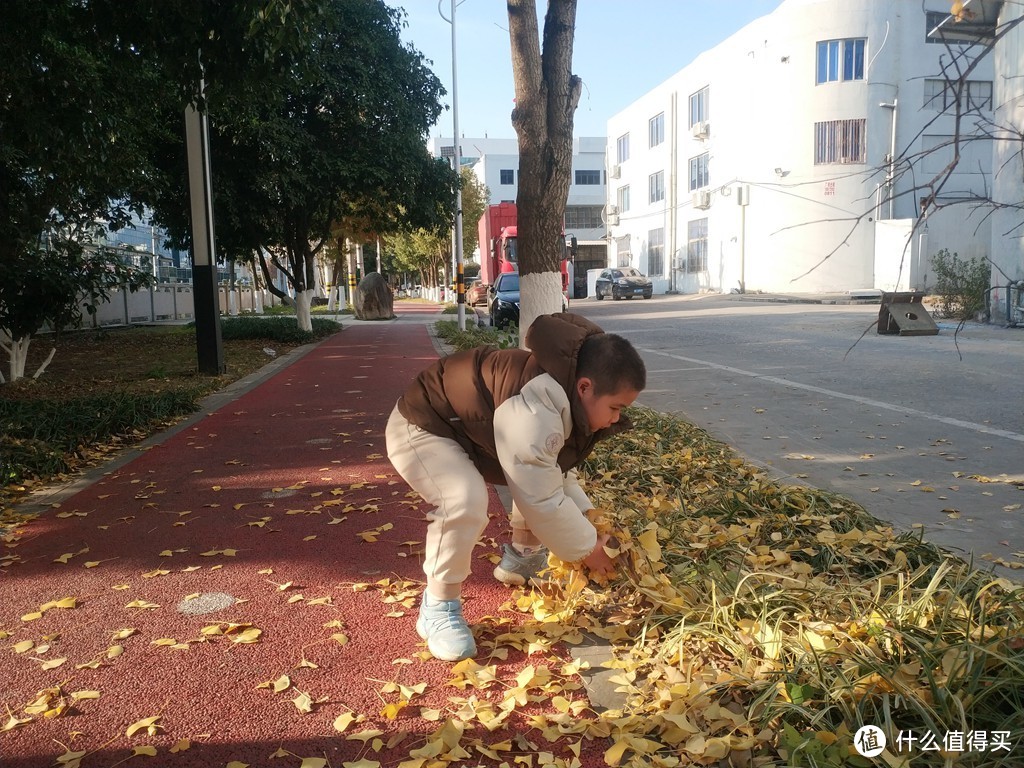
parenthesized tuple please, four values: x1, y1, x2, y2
(691, 120, 709, 140)
(608, 204, 618, 215)
(610, 164, 621, 179)
(608, 214, 619, 226)
(692, 190, 711, 209)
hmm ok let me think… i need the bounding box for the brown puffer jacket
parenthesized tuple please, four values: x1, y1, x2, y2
(397, 313, 632, 485)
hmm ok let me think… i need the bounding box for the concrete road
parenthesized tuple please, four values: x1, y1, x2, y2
(572, 293, 1024, 580)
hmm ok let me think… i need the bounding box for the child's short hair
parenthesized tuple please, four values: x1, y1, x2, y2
(576, 333, 646, 396)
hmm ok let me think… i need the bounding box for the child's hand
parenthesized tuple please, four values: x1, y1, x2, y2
(582, 533, 616, 580)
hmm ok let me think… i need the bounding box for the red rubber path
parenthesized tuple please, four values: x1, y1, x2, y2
(0, 306, 609, 768)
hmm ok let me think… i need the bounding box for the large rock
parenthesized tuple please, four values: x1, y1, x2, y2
(353, 272, 395, 320)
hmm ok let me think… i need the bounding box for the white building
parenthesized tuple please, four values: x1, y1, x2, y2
(988, 0, 1024, 324)
(429, 136, 609, 297)
(606, 0, 996, 296)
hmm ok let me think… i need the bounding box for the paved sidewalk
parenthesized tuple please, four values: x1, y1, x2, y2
(0, 304, 609, 768)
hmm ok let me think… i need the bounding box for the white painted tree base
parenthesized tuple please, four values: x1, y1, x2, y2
(1, 331, 55, 383)
(295, 290, 314, 332)
(518, 271, 566, 350)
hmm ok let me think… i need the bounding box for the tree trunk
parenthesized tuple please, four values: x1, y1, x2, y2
(296, 252, 318, 332)
(1, 331, 55, 383)
(507, 0, 580, 347)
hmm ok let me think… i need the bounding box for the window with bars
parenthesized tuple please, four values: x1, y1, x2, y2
(648, 228, 665, 276)
(499, 169, 514, 185)
(649, 171, 665, 204)
(926, 11, 970, 44)
(574, 169, 602, 185)
(689, 152, 710, 190)
(814, 119, 866, 164)
(923, 78, 993, 111)
(649, 112, 665, 147)
(686, 218, 708, 272)
(816, 38, 866, 84)
(564, 206, 604, 229)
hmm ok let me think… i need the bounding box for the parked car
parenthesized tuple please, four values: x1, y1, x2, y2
(595, 267, 653, 300)
(465, 278, 489, 306)
(488, 272, 568, 329)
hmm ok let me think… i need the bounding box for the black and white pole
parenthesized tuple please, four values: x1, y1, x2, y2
(184, 80, 225, 375)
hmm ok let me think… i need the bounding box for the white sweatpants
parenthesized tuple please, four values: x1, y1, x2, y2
(385, 404, 490, 597)
(385, 403, 594, 597)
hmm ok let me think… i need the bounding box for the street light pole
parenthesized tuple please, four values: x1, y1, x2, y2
(184, 67, 225, 375)
(441, 0, 466, 330)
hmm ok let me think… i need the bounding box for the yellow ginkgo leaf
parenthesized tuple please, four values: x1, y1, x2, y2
(3, 714, 32, 731)
(70, 690, 101, 701)
(333, 712, 357, 732)
(169, 739, 190, 753)
(13, 640, 34, 653)
(226, 762, 249, 768)
(299, 759, 327, 768)
(272, 675, 291, 693)
(126, 716, 161, 738)
(21, 611, 43, 622)
(292, 691, 314, 713)
(132, 746, 157, 757)
(380, 701, 407, 720)
(107, 645, 124, 659)
(231, 627, 262, 644)
(341, 761, 380, 768)
(40, 657, 67, 670)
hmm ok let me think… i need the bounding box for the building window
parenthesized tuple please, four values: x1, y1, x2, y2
(564, 205, 604, 229)
(649, 171, 665, 204)
(689, 85, 709, 126)
(500, 169, 514, 185)
(926, 11, 970, 44)
(616, 133, 630, 164)
(814, 119, 866, 164)
(816, 38, 865, 84)
(574, 169, 602, 185)
(648, 228, 665, 276)
(649, 112, 665, 147)
(616, 236, 631, 268)
(688, 153, 710, 190)
(617, 185, 630, 213)
(924, 78, 993, 111)
(686, 218, 708, 272)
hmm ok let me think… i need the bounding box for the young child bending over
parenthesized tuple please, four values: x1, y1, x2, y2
(386, 312, 646, 661)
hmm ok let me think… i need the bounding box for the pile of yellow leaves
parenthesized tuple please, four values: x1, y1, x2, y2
(529, 407, 1024, 767)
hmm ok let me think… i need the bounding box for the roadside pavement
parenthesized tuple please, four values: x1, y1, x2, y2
(0, 303, 609, 768)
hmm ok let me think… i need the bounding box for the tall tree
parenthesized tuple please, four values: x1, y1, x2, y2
(0, 0, 170, 381)
(507, 0, 580, 344)
(148, 0, 451, 331)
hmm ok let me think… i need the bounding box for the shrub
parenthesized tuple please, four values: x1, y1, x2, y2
(0, 390, 202, 483)
(215, 316, 341, 343)
(435, 320, 519, 350)
(931, 249, 990, 320)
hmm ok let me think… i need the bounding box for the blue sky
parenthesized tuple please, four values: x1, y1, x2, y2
(391, 1, 783, 140)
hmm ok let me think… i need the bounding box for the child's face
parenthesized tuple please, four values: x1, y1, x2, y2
(575, 377, 640, 432)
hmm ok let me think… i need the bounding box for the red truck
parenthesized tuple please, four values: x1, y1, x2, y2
(476, 202, 573, 295)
